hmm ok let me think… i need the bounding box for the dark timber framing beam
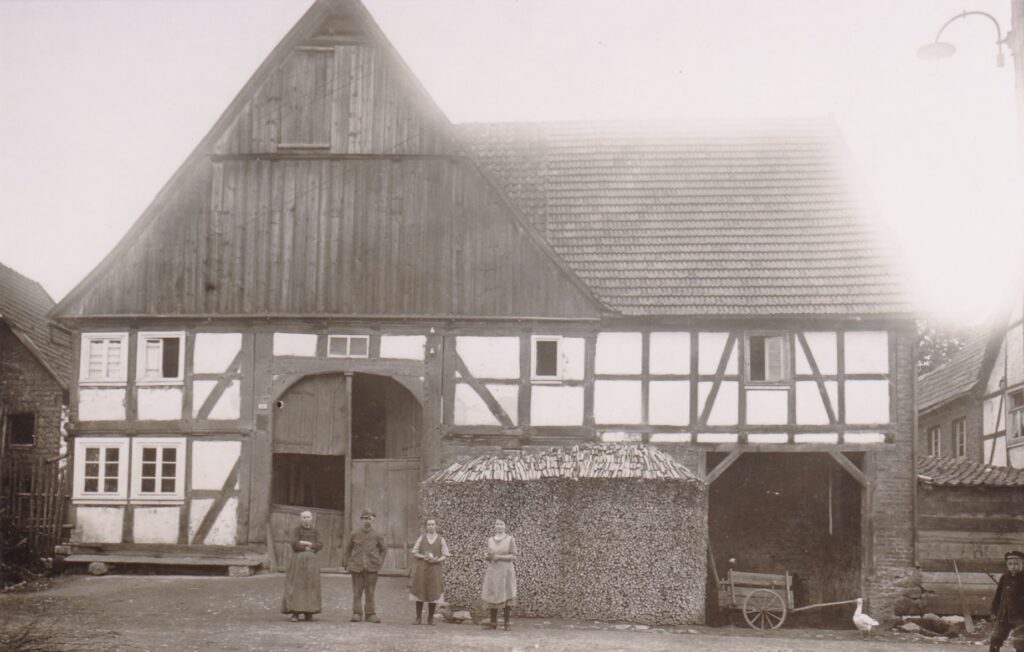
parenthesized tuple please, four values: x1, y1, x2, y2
(828, 451, 869, 488)
(704, 450, 743, 485)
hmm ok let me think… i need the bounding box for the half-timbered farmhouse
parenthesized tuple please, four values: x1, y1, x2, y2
(51, 0, 916, 616)
(918, 288, 1024, 467)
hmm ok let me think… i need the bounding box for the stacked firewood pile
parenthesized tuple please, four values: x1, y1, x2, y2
(421, 444, 708, 625)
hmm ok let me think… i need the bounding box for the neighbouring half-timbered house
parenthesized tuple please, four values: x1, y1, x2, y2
(51, 0, 916, 616)
(918, 288, 1024, 468)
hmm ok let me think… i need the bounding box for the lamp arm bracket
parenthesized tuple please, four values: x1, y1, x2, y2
(933, 10, 1006, 46)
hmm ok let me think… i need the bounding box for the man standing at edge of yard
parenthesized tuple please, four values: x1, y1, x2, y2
(990, 550, 1024, 652)
(343, 508, 387, 623)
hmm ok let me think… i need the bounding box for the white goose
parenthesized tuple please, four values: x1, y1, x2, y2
(853, 598, 879, 638)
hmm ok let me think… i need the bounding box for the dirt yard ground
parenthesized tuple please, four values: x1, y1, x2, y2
(0, 573, 996, 651)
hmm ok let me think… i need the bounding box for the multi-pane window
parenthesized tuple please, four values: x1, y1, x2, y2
(137, 333, 184, 383)
(5, 413, 35, 446)
(953, 418, 967, 458)
(131, 438, 186, 501)
(80, 334, 128, 383)
(74, 438, 128, 501)
(327, 334, 370, 358)
(927, 425, 941, 457)
(747, 334, 788, 383)
(532, 336, 562, 381)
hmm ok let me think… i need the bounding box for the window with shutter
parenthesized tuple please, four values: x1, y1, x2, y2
(746, 333, 789, 383)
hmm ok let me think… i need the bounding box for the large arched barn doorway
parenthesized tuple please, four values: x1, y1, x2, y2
(269, 373, 422, 574)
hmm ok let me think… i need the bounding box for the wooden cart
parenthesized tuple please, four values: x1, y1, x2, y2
(717, 569, 857, 630)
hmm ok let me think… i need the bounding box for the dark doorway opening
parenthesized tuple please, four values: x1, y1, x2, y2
(708, 452, 862, 628)
(272, 453, 345, 511)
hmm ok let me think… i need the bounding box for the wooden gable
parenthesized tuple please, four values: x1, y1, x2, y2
(53, 0, 603, 320)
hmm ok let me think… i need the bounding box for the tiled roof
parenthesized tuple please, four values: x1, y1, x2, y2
(0, 262, 71, 389)
(918, 455, 1024, 487)
(917, 335, 988, 412)
(455, 120, 913, 317)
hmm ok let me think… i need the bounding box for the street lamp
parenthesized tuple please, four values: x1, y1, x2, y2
(917, 10, 1010, 67)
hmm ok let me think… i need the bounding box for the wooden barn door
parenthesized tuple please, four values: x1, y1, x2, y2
(270, 374, 350, 571)
(349, 458, 420, 573)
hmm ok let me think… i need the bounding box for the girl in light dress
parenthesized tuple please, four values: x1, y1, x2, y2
(480, 518, 518, 631)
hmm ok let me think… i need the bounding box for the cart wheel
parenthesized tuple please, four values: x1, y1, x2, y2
(743, 589, 787, 630)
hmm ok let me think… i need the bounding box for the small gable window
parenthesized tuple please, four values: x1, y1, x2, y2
(1009, 390, 1024, 442)
(953, 417, 967, 457)
(5, 413, 35, 447)
(927, 425, 941, 456)
(137, 332, 185, 383)
(81, 333, 128, 384)
(532, 336, 562, 381)
(746, 333, 789, 383)
(327, 335, 370, 358)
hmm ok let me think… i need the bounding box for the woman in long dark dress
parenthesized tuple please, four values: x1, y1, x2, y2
(281, 510, 323, 622)
(409, 517, 449, 625)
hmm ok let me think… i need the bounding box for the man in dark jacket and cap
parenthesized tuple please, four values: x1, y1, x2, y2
(343, 508, 387, 623)
(990, 550, 1024, 652)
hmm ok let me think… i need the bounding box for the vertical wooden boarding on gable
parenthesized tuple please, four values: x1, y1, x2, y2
(279, 48, 333, 148)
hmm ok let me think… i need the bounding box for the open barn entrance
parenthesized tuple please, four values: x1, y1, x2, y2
(707, 452, 862, 627)
(269, 373, 422, 574)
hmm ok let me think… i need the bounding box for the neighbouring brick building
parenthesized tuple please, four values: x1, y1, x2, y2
(0, 262, 72, 462)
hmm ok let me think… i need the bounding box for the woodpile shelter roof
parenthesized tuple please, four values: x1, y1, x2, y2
(427, 444, 702, 483)
(917, 455, 1024, 487)
(456, 120, 913, 317)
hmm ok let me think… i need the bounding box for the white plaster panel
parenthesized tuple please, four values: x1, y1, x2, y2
(456, 337, 520, 379)
(594, 380, 643, 424)
(380, 335, 426, 360)
(209, 380, 241, 420)
(194, 333, 243, 373)
(650, 332, 690, 375)
(794, 433, 839, 444)
(698, 332, 736, 375)
(984, 396, 1004, 435)
(650, 432, 691, 443)
(844, 433, 886, 444)
(984, 438, 994, 465)
(844, 380, 890, 424)
(1007, 325, 1024, 387)
(1009, 445, 1024, 468)
(562, 337, 586, 381)
(843, 331, 889, 374)
(137, 387, 183, 421)
(531, 386, 584, 426)
(992, 436, 1008, 467)
(454, 384, 500, 426)
(1014, 294, 1024, 322)
(986, 341, 1007, 394)
(78, 388, 126, 421)
(192, 441, 241, 491)
(133, 506, 181, 544)
(189, 496, 238, 545)
(795, 381, 838, 425)
(648, 381, 689, 426)
(748, 433, 788, 444)
(698, 381, 739, 426)
(795, 331, 837, 375)
(76, 506, 123, 543)
(696, 433, 737, 443)
(746, 388, 789, 425)
(599, 431, 643, 443)
(272, 333, 317, 357)
(595, 332, 642, 375)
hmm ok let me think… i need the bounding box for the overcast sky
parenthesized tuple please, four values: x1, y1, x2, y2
(0, 0, 1020, 324)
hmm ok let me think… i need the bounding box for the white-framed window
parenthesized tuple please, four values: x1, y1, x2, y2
(746, 333, 789, 383)
(927, 425, 941, 457)
(73, 437, 129, 502)
(953, 418, 967, 457)
(1009, 390, 1024, 443)
(80, 333, 129, 384)
(532, 336, 562, 381)
(130, 437, 186, 502)
(327, 334, 370, 358)
(136, 332, 185, 384)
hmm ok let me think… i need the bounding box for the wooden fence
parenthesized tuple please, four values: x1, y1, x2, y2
(0, 456, 69, 564)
